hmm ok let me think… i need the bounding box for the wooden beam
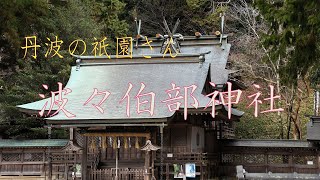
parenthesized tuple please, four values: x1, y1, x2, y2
(46, 119, 167, 126)
(56, 123, 168, 128)
(83, 132, 151, 139)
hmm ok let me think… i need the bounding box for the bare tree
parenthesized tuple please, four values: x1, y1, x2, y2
(227, 0, 310, 139)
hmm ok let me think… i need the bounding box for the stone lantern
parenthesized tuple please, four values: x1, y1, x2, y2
(141, 140, 160, 180)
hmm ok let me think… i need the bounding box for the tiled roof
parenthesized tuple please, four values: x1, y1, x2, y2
(0, 139, 68, 148)
(220, 139, 314, 148)
(17, 36, 236, 122)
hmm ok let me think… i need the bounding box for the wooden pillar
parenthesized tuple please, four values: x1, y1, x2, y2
(20, 150, 24, 175)
(241, 152, 244, 164)
(48, 151, 52, 179)
(151, 151, 156, 179)
(48, 126, 52, 180)
(160, 125, 164, 180)
(74, 150, 77, 180)
(82, 136, 88, 180)
(64, 161, 68, 180)
(318, 152, 320, 173)
(64, 152, 68, 180)
(315, 151, 320, 174)
(219, 120, 223, 139)
(42, 150, 45, 176)
(70, 128, 74, 141)
(115, 147, 119, 180)
(186, 125, 191, 152)
(289, 152, 293, 173)
(144, 151, 151, 180)
(0, 150, 2, 175)
(264, 152, 268, 173)
(101, 137, 106, 161)
(165, 163, 169, 180)
(200, 163, 203, 180)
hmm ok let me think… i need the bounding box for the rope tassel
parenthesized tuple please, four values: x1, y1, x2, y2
(124, 137, 128, 149)
(113, 137, 117, 149)
(135, 137, 140, 149)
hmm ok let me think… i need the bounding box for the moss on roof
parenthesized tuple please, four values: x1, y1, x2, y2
(0, 139, 68, 148)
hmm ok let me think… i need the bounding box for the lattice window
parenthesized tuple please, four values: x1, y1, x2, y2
(293, 155, 316, 165)
(234, 154, 242, 163)
(52, 153, 66, 161)
(75, 130, 84, 147)
(2, 153, 21, 161)
(24, 153, 43, 162)
(221, 153, 242, 163)
(268, 155, 283, 164)
(282, 155, 289, 164)
(244, 154, 264, 164)
(222, 154, 234, 163)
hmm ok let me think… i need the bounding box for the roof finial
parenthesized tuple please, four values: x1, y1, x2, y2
(76, 59, 81, 71)
(134, 18, 144, 48)
(215, 0, 231, 45)
(160, 18, 183, 54)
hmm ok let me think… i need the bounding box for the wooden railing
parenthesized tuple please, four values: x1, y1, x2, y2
(51, 152, 96, 163)
(222, 127, 235, 139)
(219, 152, 320, 176)
(0, 151, 95, 179)
(0, 151, 46, 176)
(161, 146, 188, 153)
(217, 127, 235, 139)
(89, 168, 144, 180)
(0, 163, 45, 176)
(156, 151, 208, 163)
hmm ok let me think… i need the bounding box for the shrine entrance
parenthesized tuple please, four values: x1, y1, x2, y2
(84, 132, 151, 168)
(83, 132, 162, 180)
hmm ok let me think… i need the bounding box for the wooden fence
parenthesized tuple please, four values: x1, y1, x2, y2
(89, 168, 144, 180)
(219, 151, 320, 176)
(0, 151, 46, 176)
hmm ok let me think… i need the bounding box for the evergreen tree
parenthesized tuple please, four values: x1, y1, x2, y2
(0, 0, 128, 139)
(255, 0, 320, 86)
